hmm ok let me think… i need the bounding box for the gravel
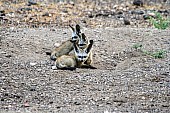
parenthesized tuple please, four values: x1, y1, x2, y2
(0, 27, 169, 113)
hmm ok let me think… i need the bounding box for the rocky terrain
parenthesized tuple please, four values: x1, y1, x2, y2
(0, 0, 170, 28)
(0, 0, 170, 113)
(0, 26, 170, 113)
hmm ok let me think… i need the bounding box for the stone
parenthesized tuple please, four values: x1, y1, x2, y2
(30, 62, 37, 66)
(124, 18, 130, 25)
(133, 0, 143, 6)
(54, 43, 60, 47)
(28, 0, 38, 6)
(131, 10, 145, 15)
(42, 12, 52, 17)
(52, 66, 57, 70)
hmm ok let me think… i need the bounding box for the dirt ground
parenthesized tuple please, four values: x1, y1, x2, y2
(0, 26, 169, 113)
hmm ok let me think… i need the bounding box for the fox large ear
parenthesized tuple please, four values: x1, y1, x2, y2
(89, 40, 93, 44)
(81, 33, 86, 41)
(69, 25, 75, 32)
(73, 42, 79, 53)
(86, 40, 93, 53)
(75, 24, 81, 34)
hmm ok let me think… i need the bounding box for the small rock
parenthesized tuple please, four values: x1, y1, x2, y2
(23, 102, 30, 107)
(1, 51, 6, 54)
(49, 101, 53, 104)
(30, 62, 37, 66)
(20, 7, 32, 12)
(88, 14, 94, 18)
(116, 15, 124, 19)
(5, 55, 12, 58)
(28, 0, 38, 6)
(141, 96, 145, 100)
(143, 12, 156, 20)
(124, 18, 130, 25)
(133, 0, 143, 6)
(122, 8, 127, 12)
(74, 101, 81, 105)
(104, 110, 110, 113)
(113, 5, 119, 9)
(131, 10, 145, 15)
(30, 87, 36, 91)
(50, 28, 56, 31)
(69, 1, 75, 5)
(52, 66, 57, 70)
(117, 11, 123, 15)
(36, 69, 42, 72)
(10, 27, 15, 31)
(54, 43, 60, 47)
(143, 15, 150, 20)
(148, 12, 156, 17)
(81, 19, 86, 23)
(1, 98, 4, 101)
(42, 12, 52, 17)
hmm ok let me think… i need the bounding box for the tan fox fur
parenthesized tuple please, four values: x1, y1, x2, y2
(55, 55, 77, 70)
(54, 40, 96, 70)
(50, 24, 81, 60)
(50, 40, 74, 60)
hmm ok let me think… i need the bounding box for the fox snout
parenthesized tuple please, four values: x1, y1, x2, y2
(79, 59, 84, 62)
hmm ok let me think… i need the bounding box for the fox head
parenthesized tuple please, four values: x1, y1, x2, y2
(78, 33, 89, 49)
(73, 40, 93, 62)
(69, 24, 81, 41)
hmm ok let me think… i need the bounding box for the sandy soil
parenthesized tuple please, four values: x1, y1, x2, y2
(0, 26, 170, 113)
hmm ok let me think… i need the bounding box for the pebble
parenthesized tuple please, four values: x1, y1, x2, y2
(124, 18, 131, 25)
(28, 0, 38, 6)
(133, 0, 143, 6)
(5, 55, 12, 58)
(54, 43, 60, 47)
(36, 69, 42, 71)
(141, 96, 146, 100)
(104, 110, 110, 113)
(52, 66, 57, 70)
(131, 10, 145, 15)
(42, 12, 52, 17)
(147, 12, 156, 17)
(23, 102, 30, 107)
(1, 51, 6, 54)
(143, 15, 150, 20)
(30, 62, 37, 66)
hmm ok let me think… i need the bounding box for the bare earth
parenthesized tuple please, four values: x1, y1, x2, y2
(0, 27, 170, 113)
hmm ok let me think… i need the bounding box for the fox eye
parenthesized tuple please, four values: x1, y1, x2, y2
(78, 56, 86, 58)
